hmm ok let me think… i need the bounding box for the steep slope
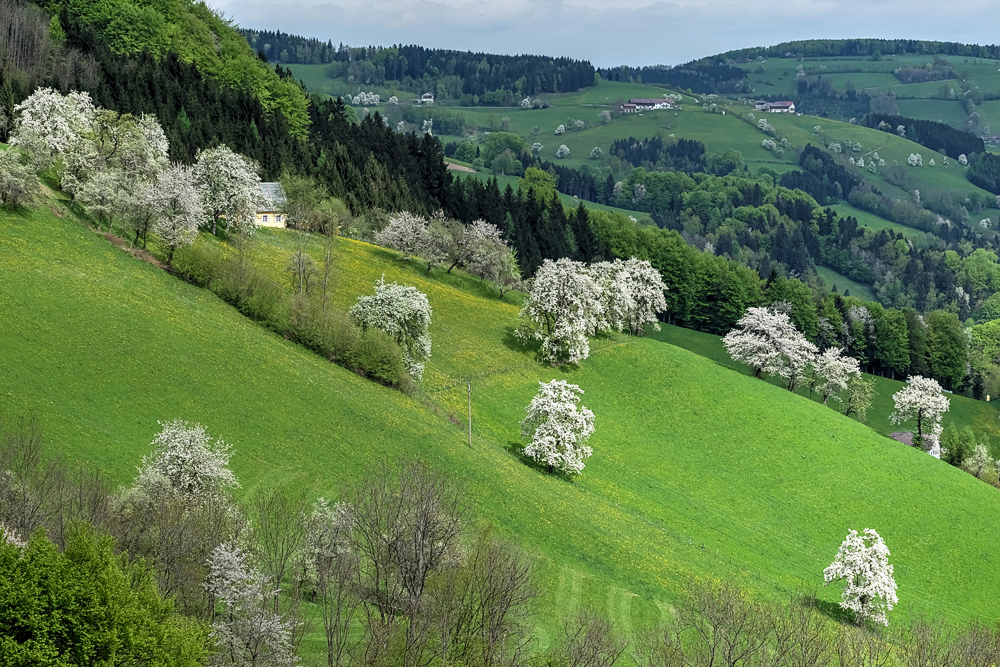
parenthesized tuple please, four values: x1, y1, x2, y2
(3, 206, 1000, 633)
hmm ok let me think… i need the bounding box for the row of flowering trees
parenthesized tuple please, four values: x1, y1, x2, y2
(375, 212, 522, 299)
(723, 304, 963, 459)
(4, 87, 266, 263)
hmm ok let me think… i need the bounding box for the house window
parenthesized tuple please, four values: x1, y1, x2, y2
(276, 215, 282, 223)
(262, 214, 269, 223)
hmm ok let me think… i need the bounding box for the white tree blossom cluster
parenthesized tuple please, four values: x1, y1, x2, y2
(1, 523, 26, 549)
(761, 139, 783, 157)
(351, 91, 380, 106)
(145, 164, 205, 262)
(0, 148, 38, 208)
(590, 147, 602, 159)
(132, 419, 239, 503)
(520, 97, 532, 108)
(812, 346, 861, 404)
(574, 119, 585, 130)
(908, 153, 923, 166)
(531, 142, 544, 154)
(757, 118, 774, 133)
(388, 96, 399, 105)
(517, 257, 667, 364)
(724, 305, 813, 382)
(520, 380, 595, 475)
(828, 142, 842, 153)
(928, 158, 936, 167)
(554, 124, 565, 135)
(421, 119, 433, 135)
(375, 211, 431, 260)
(959, 153, 969, 165)
(9, 87, 96, 171)
(823, 529, 898, 627)
(897, 125, 906, 137)
(556, 145, 570, 158)
(890, 375, 950, 455)
(350, 277, 432, 380)
(206, 542, 299, 667)
(193, 145, 264, 238)
(598, 110, 612, 123)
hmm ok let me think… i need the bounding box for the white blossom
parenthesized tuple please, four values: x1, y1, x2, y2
(0, 148, 37, 208)
(193, 146, 263, 236)
(574, 119, 585, 130)
(890, 375, 950, 444)
(351, 91, 380, 106)
(520, 380, 595, 476)
(10, 87, 95, 170)
(517, 258, 603, 364)
(929, 158, 935, 167)
(897, 125, 906, 137)
(133, 419, 239, 502)
(388, 96, 399, 105)
(532, 142, 543, 154)
(1, 523, 26, 549)
(824, 529, 897, 627)
(907, 153, 922, 167)
(556, 145, 570, 158)
(147, 164, 204, 261)
(599, 110, 611, 123)
(723, 305, 815, 383)
(554, 124, 565, 135)
(421, 119, 433, 135)
(206, 542, 299, 667)
(812, 347, 860, 404)
(521, 97, 532, 109)
(959, 154, 968, 165)
(375, 211, 432, 260)
(349, 277, 432, 380)
(590, 147, 602, 159)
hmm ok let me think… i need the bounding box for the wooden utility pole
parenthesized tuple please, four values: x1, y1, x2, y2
(467, 380, 472, 447)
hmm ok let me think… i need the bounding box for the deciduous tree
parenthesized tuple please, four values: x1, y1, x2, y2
(824, 529, 897, 627)
(517, 258, 603, 364)
(520, 380, 595, 476)
(349, 277, 432, 380)
(890, 375, 949, 444)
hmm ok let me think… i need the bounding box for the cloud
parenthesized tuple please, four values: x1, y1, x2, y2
(213, 0, 1000, 66)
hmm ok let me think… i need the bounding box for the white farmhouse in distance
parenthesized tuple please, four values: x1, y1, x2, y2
(755, 100, 796, 113)
(256, 182, 287, 228)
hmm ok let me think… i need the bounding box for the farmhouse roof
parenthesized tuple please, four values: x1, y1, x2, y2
(258, 182, 286, 211)
(629, 98, 670, 105)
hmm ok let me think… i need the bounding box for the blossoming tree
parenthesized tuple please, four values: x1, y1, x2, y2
(349, 277, 432, 380)
(890, 375, 950, 447)
(823, 528, 897, 626)
(517, 258, 603, 364)
(520, 380, 595, 475)
(723, 305, 815, 384)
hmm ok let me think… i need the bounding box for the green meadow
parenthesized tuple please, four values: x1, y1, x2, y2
(5, 199, 1000, 644)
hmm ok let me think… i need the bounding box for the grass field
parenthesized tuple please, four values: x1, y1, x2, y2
(6, 199, 1000, 640)
(449, 168, 656, 224)
(829, 203, 922, 239)
(815, 265, 877, 301)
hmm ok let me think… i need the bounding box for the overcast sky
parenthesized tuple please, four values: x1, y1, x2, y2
(211, 0, 1000, 68)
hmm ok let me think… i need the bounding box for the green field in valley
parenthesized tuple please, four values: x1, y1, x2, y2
(814, 265, 877, 302)
(5, 199, 1000, 648)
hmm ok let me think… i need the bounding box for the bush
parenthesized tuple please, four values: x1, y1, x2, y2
(173, 245, 411, 389)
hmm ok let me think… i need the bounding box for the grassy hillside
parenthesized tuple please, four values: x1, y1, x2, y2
(5, 201, 1000, 631)
(651, 324, 1000, 454)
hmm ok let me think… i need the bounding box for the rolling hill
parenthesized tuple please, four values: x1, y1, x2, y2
(4, 195, 1000, 646)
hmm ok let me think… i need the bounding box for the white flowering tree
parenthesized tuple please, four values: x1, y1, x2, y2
(349, 277, 432, 380)
(147, 164, 204, 264)
(907, 153, 923, 166)
(590, 147, 602, 159)
(812, 347, 861, 404)
(375, 211, 433, 261)
(0, 148, 37, 208)
(556, 145, 570, 158)
(890, 375, 950, 446)
(621, 258, 667, 335)
(9, 87, 95, 171)
(723, 306, 813, 381)
(599, 110, 611, 123)
(520, 380, 595, 476)
(554, 124, 565, 135)
(206, 542, 299, 667)
(421, 119, 433, 135)
(517, 258, 603, 364)
(823, 529, 897, 627)
(959, 154, 968, 165)
(388, 96, 399, 105)
(531, 142, 543, 154)
(193, 146, 263, 236)
(520, 97, 532, 109)
(588, 260, 633, 335)
(133, 420, 239, 503)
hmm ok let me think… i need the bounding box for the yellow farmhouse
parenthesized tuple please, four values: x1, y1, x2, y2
(256, 182, 287, 227)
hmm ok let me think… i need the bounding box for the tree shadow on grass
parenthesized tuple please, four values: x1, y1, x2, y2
(501, 325, 538, 355)
(504, 441, 577, 482)
(804, 593, 857, 626)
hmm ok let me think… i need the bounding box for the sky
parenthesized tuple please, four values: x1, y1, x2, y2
(211, 0, 1000, 68)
